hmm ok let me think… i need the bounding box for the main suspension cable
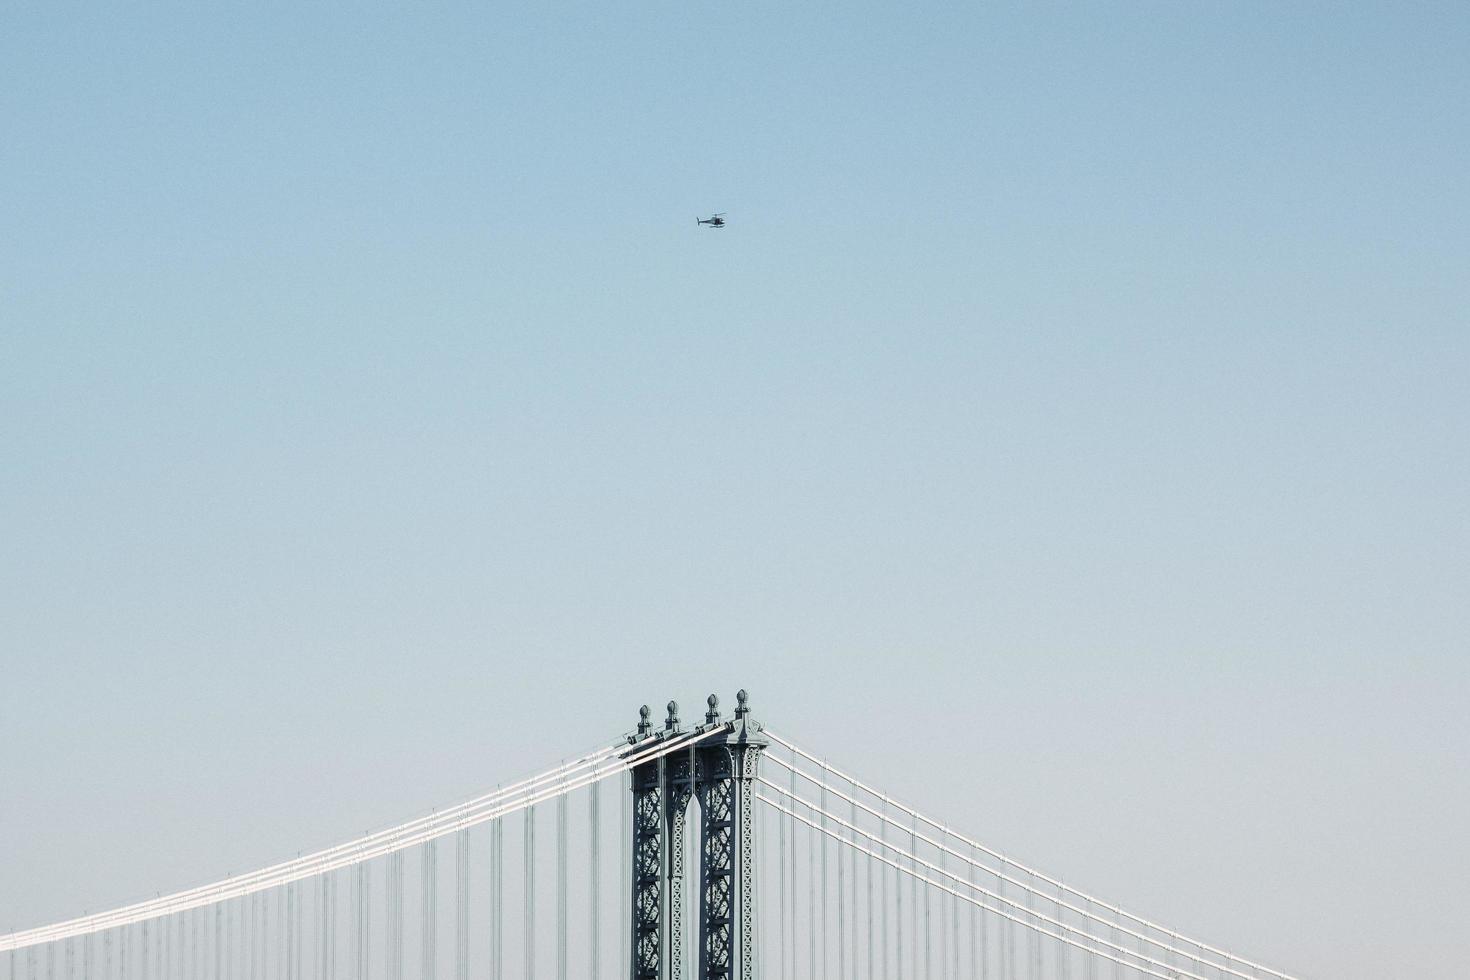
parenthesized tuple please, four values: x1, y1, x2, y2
(762, 778, 1225, 980)
(762, 792, 1191, 980)
(6, 726, 722, 951)
(764, 733, 1295, 980)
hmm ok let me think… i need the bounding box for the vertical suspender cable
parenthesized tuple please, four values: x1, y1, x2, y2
(387, 853, 401, 980)
(999, 871, 1010, 980)
(951, 838, 961, 980)
(951, 855, 959, 980)
(264, 896, 271, 980)
(524, 806, 535, 980)
(882, 805, 893, 980)
(589, 780, 600, 980)
(1083, 900, 1096, 980)
(807, 792, 816, 980)
(318, 880, 326, 980)
(819, 767, 827, 980)
(291, 885, 300, 980)
(860, 797, 871, 980)
(1035, 877, 1045, 980)
(850, 797, 859, 980)
(1058, 882, 1069, 980)
(491, 818, 503, 980)
(365, 863, 372, 980)
(422, 842, 436, 980)
(395, 852, 405, 980)
(971, 846, 981, 980)
(879, 816, 888, 980)
(899, 816, 911, 980)
(787, 767, 796, 980)
(556, 793, 567, 980)
(777, 779, 787, 980)
(939, 843, 948, 980)
(357, 863, 368, 980)
(922, 827, 931, 980)
(836, 777, 845, 980)
(328, 873, 339, 980)
(457, 830, 469, 980)
(1026, 886, 1037, 980)
(397, 854, 405, 980)
(284, 887, 292, 980)
(331, 872, 339, 980)
(346, 873, 355, 980)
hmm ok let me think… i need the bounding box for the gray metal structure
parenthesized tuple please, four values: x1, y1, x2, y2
(625, 691, 766, 980)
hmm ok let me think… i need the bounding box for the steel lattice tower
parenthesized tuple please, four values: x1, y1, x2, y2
(626, 690, 766, 980)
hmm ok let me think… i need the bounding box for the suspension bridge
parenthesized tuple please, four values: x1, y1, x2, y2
(3, 691, 1301, 980)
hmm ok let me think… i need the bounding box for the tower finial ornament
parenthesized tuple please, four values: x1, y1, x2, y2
(637, 704, 652, 736)
(735, 689, 750, 718)
(666, 700, 680, 731)
(706, 694, 721, 724)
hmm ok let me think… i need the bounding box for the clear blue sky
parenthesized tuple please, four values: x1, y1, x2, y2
(2, 4, 1467, 978)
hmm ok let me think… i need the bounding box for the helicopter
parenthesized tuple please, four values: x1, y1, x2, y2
(696, 213, 726, 228)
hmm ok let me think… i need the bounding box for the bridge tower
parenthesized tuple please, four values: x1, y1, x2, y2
(626, 690, 766, 980)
